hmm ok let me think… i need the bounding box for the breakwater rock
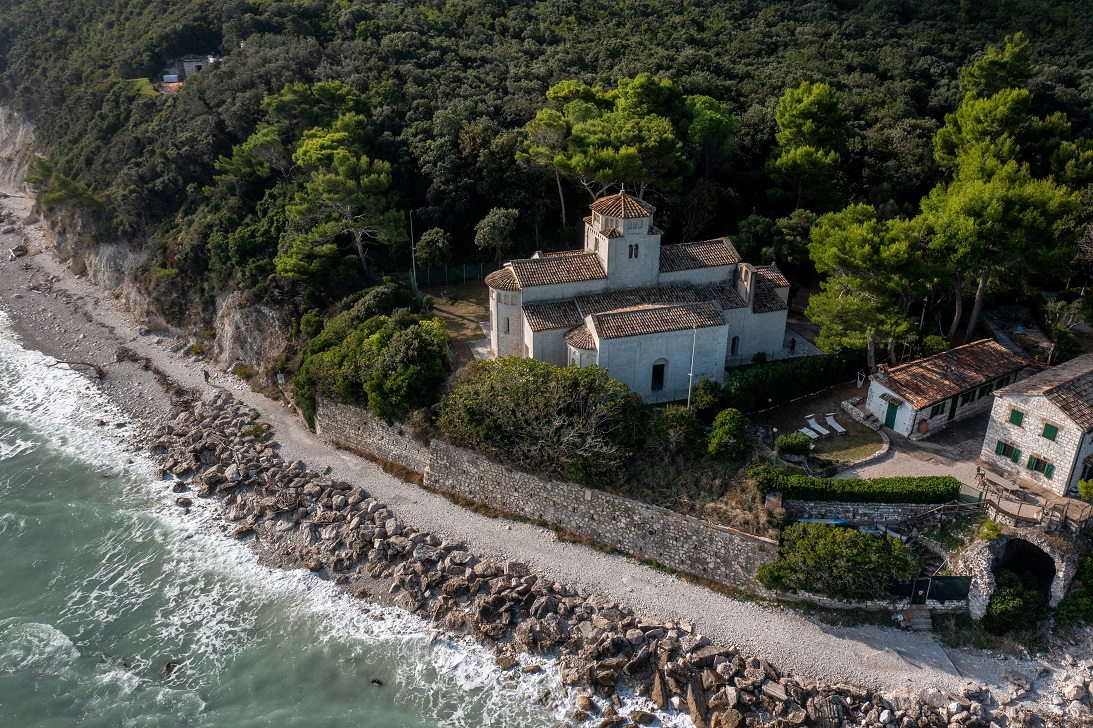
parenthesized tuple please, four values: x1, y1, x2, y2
(146, 392, 1013, 728)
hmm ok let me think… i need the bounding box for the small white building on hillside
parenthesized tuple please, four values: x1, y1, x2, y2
(980, 353, 1093, 497)
(483, 192, 791, 402)
(865, 340, 1031, 439)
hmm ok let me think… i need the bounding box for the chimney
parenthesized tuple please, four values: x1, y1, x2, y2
(878, 364, 889, 381)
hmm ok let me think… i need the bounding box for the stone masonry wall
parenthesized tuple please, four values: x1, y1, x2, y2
(783, 500, 941, 523)
(315, 399, 778, 593)
(316, 400, 431, 473)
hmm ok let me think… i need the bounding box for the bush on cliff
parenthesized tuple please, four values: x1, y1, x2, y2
(293, 280, 449, 425)
(707, 408, 750, 460)
(437, 358, 640, 486)
(751, 466, 960, 504)
(757, 522, 920, 601)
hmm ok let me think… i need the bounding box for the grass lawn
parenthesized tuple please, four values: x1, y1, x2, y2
(424, 281, 490, 368)
(754, 382, 883, 464)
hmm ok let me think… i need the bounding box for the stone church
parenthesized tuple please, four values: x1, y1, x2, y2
(484, 192, 791, 402)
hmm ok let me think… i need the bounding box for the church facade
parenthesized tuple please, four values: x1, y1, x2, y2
(483, 192, 790, 402)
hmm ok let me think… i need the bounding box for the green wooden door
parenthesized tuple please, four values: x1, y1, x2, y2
(884, 402, 898, 429)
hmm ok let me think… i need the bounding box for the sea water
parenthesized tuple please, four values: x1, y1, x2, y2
(0, 311, 563, 727)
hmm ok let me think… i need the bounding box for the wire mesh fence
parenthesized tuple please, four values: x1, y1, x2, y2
(414, 262, 499, 289)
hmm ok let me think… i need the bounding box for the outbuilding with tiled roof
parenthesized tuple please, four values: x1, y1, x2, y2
(980, 353, 1093, 497)
(865, 339, 1031, 440)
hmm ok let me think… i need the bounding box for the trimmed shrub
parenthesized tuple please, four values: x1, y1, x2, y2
(720, 350, 863, 413)
(757, 522, 920, 601)
(775, 431, 812, 456)
(1079, 479, 1093, 502)
(707, 408, 750, 460)
(752, 466, 959, 504)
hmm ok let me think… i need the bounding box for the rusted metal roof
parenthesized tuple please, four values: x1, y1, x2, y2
(659, 238, 741, 273)
(593, 302, 723, 339)
(589, 192, 655, 218)
(998, 352, 1093, 432)
(875, 339, 1031, 410)
(522, 300, 583, 332)
(565, 325, 597, 350)
(484, 267, 519, 291)
(509, 252, 606, 288)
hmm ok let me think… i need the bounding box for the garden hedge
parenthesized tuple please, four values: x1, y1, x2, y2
(753, 467, 960, 504)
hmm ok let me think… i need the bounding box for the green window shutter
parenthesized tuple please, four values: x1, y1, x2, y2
(1045, 463, 1055, 479)
(1043, 423, 1058, 441)
(996, 440, 1005, 455)
(1010, 409, 1024, 426)
(1027, 454, 1035, 469)
(1012, 448, 1021, 463)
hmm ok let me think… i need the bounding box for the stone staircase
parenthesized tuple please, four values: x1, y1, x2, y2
(906, 534, 947, 576)
(903, 605, 933, 632)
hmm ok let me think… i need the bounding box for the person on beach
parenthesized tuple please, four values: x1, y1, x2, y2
(202, 369, 210, 384)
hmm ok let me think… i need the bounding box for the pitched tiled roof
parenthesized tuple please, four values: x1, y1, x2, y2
(601, 227, 624, 238)
(755, 265, 790, 288)
(589, 192, 655, 218)
(509, 252, 606, 288)
(522, 300, 583, 332)
(875, 339, 1031, 410)
(751, 280, 788, 314)
(574, 283, 745, 318)
(565, 325, 597, 350)
(594, 302, 724, 339)
(484, 267, 519, 291)
(583, 215, 593, 226)
(997, 353, 1093, 431)
(659, 238, 741, 273)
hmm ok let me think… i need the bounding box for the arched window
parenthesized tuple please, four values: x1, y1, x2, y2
(731, 336, 740, 355)
(634, 243, 639, 258)
(651, 358, 667, 392)
(504, 317, 510, 334)
(628, 244, 633, 259)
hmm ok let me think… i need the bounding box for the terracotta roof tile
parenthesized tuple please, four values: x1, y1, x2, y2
(998, 353, 1093, 431)
(594, 302, 723, 339)
(574, 284, 745, 318)
(659, 238, 741, 273)
(755, 264, 790, 288)
(601, 227, 623, 238)
(589, 192, 655, 218)
(522, 300, 583, 332)
(751, 280, 788, 314)
(565, 325, 597, 350)
(484, 267, 519, 291)
(583, 215, 593, 226)
(876, 340, 1031, 410)
(509, 253, 606, 288)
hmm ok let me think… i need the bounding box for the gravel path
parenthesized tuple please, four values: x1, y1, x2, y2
(0, 189, 1032, 700)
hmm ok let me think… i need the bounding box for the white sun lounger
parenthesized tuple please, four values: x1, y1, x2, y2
(805, 415, 831, 438)
(798, 426, 820, 441)
(825, 412, 848, 435)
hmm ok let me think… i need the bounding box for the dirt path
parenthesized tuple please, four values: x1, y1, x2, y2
(0, 189, 1038, 701)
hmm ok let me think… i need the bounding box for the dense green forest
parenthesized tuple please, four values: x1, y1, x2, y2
(1, 0, 1091, 347)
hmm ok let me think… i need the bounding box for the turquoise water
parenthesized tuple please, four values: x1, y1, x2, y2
(0, 315, 562, 727)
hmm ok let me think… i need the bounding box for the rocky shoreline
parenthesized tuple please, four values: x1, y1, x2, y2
(146, 389, 1018, 728)
(0, 186, 1088, 726)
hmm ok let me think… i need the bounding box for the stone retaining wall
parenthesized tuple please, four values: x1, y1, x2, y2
(315, 399, 778, 593)
(783, 500, 942, 524)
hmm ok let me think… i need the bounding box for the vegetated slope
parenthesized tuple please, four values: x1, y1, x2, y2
(0, 0, 1090, 326)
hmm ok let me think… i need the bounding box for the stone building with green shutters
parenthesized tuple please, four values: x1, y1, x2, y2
(980, 353, 1093, 497)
